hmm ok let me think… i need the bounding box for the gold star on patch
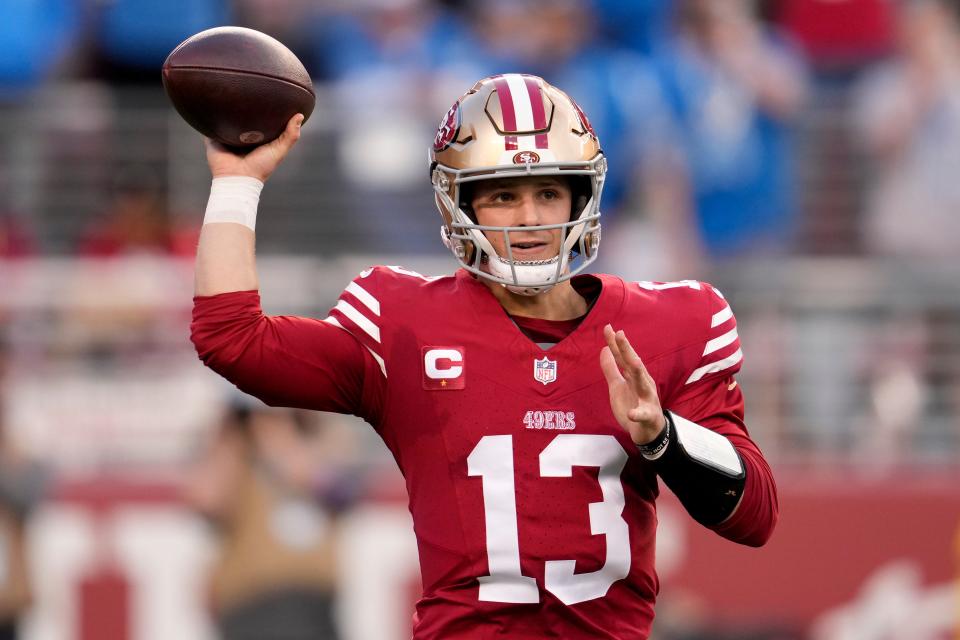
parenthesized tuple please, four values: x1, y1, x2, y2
(440, 380, 447, 387)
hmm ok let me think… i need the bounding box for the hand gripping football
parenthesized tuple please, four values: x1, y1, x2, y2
(162, 26, 315, 148)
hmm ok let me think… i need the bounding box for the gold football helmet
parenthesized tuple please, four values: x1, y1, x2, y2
(430, 74, 606, 295)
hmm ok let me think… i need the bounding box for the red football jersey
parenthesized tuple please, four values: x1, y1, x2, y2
(191, 267, 777, 640)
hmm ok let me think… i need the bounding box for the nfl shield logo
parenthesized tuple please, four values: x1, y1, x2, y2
(533, 356, 557, 386)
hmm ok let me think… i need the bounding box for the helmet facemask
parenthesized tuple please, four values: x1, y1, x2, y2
(433, 159, 605, 295)
(430, 74, 607, 296)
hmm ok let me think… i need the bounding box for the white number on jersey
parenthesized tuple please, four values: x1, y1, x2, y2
(636, 279, 701, 291)
(467, 436, 539, 603)
(467, 434, 631, 605)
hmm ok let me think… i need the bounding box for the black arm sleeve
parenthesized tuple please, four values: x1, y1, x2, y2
(646, 410, 746, 526)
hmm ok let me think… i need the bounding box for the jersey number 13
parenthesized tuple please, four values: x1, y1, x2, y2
(467, 434, 631, 605)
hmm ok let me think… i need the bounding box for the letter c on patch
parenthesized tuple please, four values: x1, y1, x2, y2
(425, 349, 463, 379)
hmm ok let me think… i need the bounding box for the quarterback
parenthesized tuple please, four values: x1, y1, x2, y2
(191, 75, 778, 639)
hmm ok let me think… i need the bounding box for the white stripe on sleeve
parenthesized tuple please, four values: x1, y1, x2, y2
(702, 327, 738, 357)
(334, 300, 381, 343)
(685, 349, 743, 384)
(711, 305, 733, 328)
(345, 281, 381, 316)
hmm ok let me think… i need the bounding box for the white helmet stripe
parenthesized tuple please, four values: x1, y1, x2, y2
(504, 74, 535, 131)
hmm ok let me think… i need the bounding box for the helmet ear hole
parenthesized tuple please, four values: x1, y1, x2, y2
(568, 176, 592, 219)
(572, 195, 589, 220)
(458, 183, 478, 223)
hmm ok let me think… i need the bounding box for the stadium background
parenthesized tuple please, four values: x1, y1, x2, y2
(0, 0, 958, 638)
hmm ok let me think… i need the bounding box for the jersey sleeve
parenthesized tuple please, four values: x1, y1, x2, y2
(323, 268, 389, 380)
(191, 287, 386, 425)
(683, 283, 743, 387)
(665, 283, 779, 546)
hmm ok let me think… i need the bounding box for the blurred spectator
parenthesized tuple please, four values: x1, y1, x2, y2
(309, 0, 464, 83)
(0, 343, 49, 640)
(305, 0, 471, 252)
(91, 0, 230, 84)
(772, 0, 895, 74)
(852, 0, 960, 260)
(590, 0, 673, 55)
(644, 0, 808, 271)
(233, 0, 316, 72)
(49, 167, 197, 363)
(0, 0, 81, 99)
(185, 403, 363, 640)
(77, 166, 196, 258)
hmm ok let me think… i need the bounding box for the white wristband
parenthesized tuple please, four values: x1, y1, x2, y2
(203, 176, 264, 231)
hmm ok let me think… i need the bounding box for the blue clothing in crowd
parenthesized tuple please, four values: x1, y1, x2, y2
(590, 0, 674, 55)
(649, 36, 802, 258)
(96, 0, 231, 69)
(0, 0, 80, 96)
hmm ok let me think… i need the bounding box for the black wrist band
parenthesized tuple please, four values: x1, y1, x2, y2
(636, 411, 671, 459)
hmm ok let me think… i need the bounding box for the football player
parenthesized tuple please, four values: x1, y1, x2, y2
(191, 75, 778, 639)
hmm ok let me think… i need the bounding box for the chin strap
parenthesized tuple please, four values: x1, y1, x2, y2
(503, 282, 555, 296)
(485, 253, 569, 296)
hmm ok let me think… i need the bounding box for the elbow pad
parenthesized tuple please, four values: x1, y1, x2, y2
(640, 410, 746, 526)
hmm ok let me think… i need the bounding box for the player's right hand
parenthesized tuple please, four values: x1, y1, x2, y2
(205, 113, 303, 182)
(600, 324, 667, 446)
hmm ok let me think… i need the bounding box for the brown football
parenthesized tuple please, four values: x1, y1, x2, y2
(162, 26, 315, 148)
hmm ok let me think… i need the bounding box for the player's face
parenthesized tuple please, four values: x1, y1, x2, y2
(470, 176, 572, 263)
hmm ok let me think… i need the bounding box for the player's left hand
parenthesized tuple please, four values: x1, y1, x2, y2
(600, 324, 667, 446)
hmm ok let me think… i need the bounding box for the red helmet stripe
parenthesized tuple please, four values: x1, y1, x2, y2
(493, 77, 519, 150)
(523, 76, 547, 129)
(522, 76, 550, 149)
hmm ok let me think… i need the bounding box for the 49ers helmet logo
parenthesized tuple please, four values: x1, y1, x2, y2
(433, 101, 461, 152)
(512, 151, 540, 164)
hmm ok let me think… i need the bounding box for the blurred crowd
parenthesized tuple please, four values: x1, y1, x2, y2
(0, 0, 957, 462)
(2, 0, 960, 264)
(1, 1, 960, 639)
(184, 401, 368, 640)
